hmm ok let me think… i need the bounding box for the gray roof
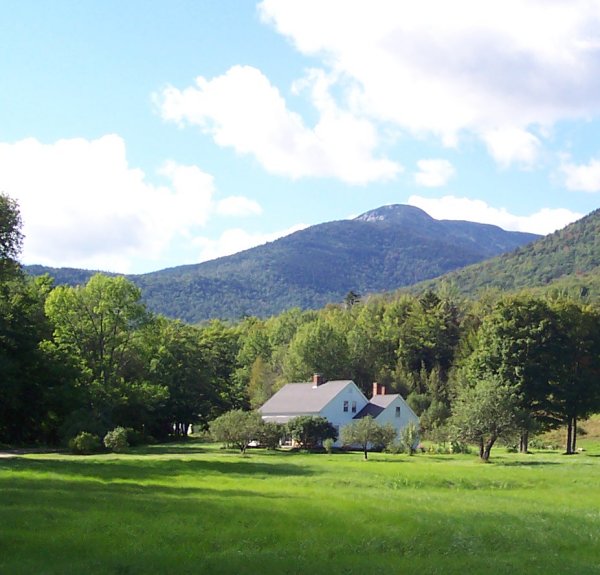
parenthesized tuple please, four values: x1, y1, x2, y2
(354, 394, 400, 419)
(259, 380, 354, 415)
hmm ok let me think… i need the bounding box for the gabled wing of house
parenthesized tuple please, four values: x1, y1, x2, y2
(354, 385, 419, 434)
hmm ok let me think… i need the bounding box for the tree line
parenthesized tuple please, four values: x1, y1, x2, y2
(2, 193, 600, 458)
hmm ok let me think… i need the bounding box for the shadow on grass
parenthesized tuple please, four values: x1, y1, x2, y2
(0, 454, 314, 483)
(0, 475, 288, 501)
(129, 444, 209, 455)
(495, 460, 562, 467)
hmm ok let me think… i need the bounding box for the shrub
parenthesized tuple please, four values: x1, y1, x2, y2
(449, 441, 471, 454)
(287, 415, 337, 450)
(69, 432, 101, 455)
(428, 443, 451, 454)
(257, 422, 284, 449)
(124, 428, 146, 447)
(399, 421, 420, 455)
(210, 410, 263, 453)
(103, 427, 129, 453)
(323, 438, 335, 454)
(385, 440, 405, 454)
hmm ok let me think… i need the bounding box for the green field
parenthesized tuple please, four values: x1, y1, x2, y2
(1, 441, 600, 575)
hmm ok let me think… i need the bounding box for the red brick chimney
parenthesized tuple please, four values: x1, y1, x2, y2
(372, 382, 386, 397)
(313, 373, 324, 387)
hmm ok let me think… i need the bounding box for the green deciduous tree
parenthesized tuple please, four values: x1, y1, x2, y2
(284, 318, 349, 382)
(0, 275, 73, 444)
(550, 300, 600, 453)
(0, 192, 23, 281)
(247, 356, 277, 410)
(466, 296, 562, 452)
(197, 320, 244, 412)
(145, 318, 216, 438)
(286, 415, 337, 450)
(451, 374, 521, 462)
(44, 274, 165, 437)
(340, 416, 396, 459)
(209, 409, 263, 453)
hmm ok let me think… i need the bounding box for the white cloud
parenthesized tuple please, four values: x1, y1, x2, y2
(157, 65, 401, 184)
(259, 0, 600, 160)
(560, 157, 600, 192)
(0, 136, 262, 272)
(193, 223, 307, 262)
(407, 195, 582, 235)
(482, 127, 541, 168)
(216, 196, 263, 217)
(414, 159, 455, 187)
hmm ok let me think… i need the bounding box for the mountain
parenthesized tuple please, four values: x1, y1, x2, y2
(26, 204, 540, 322)
(413, 207, 600, 298)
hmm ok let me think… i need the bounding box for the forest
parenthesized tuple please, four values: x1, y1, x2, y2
(2, 193, 600, 458)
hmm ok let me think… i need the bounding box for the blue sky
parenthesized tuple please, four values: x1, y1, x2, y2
(2, 0, 600, 274)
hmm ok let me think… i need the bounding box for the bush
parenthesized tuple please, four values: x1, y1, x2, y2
(449, 441, 471, 454)
(323, 438, 335, 454)
(399, 421, 420, 455)
(287, 415, 337, 450)
(210, 410, 263, 453)
(385, 440, 405, 454)
(69, 432, 101, 455)
(124, 428, 146, 447)
(529, 437, 560, 451)
(428, 443, 451, 454)
(103, 427, 129, 453)
(257, 422, 284, 449)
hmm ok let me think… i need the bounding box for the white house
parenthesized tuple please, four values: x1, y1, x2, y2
(259, 374, 419, 446)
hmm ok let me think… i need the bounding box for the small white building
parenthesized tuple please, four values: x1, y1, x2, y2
(259, 374, 419, 446)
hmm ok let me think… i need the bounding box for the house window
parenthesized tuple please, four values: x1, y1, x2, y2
(395, 406, 401, 418)
(351, 401, 357, 413)
(343, 400, 349, 412)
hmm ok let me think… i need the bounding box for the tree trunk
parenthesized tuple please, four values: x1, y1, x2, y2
(478, 437, 484, 460)
(480, 436, 497, 462)
(363, 445, 368, 460)
(565, 418, 573, 454)
(571, 416, 577, 453)
(519, 430, 529, 454)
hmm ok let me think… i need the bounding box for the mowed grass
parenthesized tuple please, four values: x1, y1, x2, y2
(1, 440, 600, 575)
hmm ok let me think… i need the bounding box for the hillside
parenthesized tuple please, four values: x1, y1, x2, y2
(413, 207, 600, 298)
(26, 205, 539, 322)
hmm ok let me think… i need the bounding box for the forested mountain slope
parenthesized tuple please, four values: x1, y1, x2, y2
(26, 204, 539, 322)
(413, 208, 600, 298)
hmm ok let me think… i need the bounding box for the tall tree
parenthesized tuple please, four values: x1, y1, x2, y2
(44, 274, 163, 436)
(551, 300, 600, 453)
(145, 318, 216, 437)
(0, 276, 72, 444)
(0, 195, 71, 445)
(197, 320, 243, 412)
(247, 356, 277, 409)
(284, 318, 350, 382)
(0, 192, 23, 281)
(467, 296, 563, 452)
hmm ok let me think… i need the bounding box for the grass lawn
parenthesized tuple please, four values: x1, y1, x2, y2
(1, 439, 599, 575)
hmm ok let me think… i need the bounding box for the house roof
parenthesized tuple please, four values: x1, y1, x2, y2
(354, 394, 400, 419)
(259, 380, 355, 415)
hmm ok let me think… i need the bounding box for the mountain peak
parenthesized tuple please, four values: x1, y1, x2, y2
(354, 204, 433, 224)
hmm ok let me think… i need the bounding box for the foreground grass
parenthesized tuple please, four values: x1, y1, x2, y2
(1, 443, 599, 575)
